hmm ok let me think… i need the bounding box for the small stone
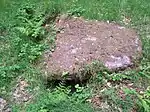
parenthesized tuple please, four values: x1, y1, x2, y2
(106, 82, 111, 87)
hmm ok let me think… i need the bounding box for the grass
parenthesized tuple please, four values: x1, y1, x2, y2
(0, 0, 150, 112)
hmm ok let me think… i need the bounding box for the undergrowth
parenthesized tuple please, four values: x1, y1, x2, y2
(0, 0, 150, 112)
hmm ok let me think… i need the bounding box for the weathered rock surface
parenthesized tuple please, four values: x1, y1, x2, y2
(43, 17, 142, 80)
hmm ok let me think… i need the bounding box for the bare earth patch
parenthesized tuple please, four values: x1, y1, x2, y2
(12, 78, 32, 104)
(43, 16, 142, 80)
(0, 97, 11, 112)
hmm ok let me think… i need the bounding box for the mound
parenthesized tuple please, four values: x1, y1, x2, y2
(43, 17, 142, 80)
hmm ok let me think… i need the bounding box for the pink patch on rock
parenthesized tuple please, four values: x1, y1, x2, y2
(105, 55, 132, 70)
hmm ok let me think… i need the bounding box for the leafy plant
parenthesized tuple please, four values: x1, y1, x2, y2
(68, 6, 85, 17)
(110, 73, 131, 82)
(93, 71, 108, 85)
(72, 84, 91, 102)
(24, 85, 94, 112)
(15, 5, 46, 40)
(18, 43, 45, 62)
(0, 64, 21, 92)
(101, 88, 135, 112)
(123, 87, 150, 112)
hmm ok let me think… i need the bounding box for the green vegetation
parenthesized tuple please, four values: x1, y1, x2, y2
(0, 0, 150, 112)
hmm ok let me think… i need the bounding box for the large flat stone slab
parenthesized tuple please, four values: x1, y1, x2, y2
(43, 17, 142, 80)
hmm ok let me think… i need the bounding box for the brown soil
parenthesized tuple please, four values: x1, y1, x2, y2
(43, 16, 142, 80)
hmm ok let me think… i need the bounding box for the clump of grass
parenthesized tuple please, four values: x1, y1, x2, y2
(12, 84, 94, 112)
(0, 0, 59, 94)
